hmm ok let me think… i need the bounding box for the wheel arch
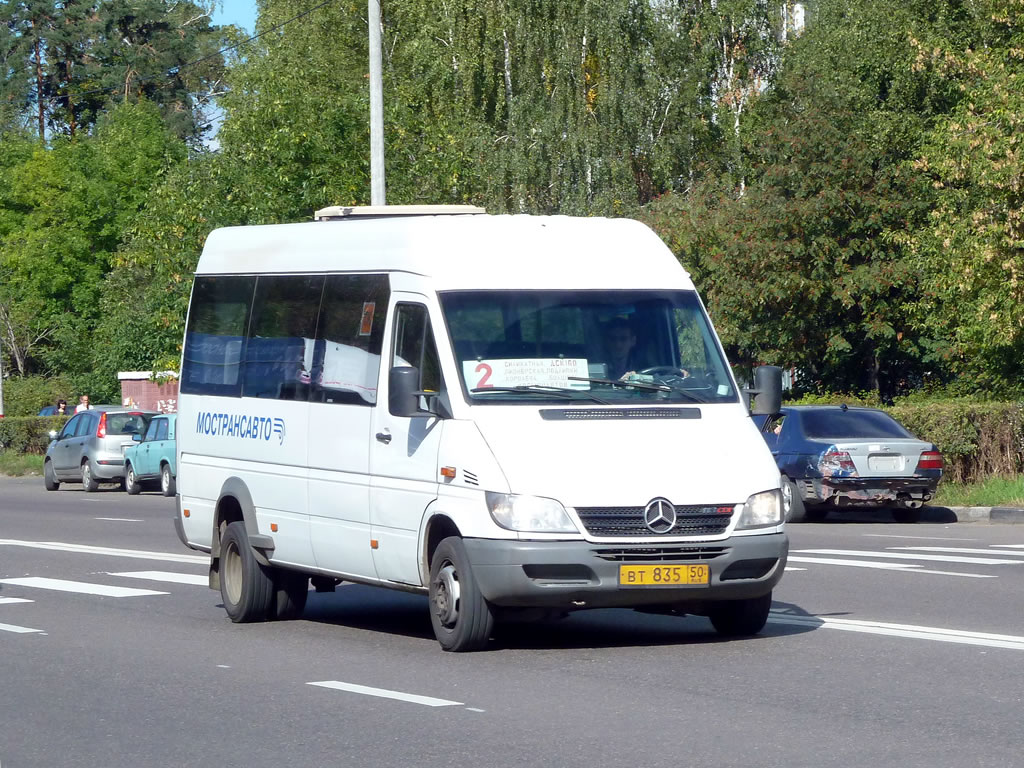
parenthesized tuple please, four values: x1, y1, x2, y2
(210, 478, 273, 561)
(420, 509, 463, 586)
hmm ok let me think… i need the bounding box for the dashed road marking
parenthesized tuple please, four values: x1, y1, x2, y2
(787, 556, 996, 578)
(308, 681, 463, 707)
(0, 597, 33, 605)
(0, 622, 44, 634)
(794, 548, 1023, 565)
(94, 517, 142, 522)
(891, 546, 1024, 558)
(108, 571, 207, 586)
(0, 577, 168, 598)
(0, 539, 206, 564)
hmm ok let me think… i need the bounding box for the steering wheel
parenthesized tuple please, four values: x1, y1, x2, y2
(639, 366, 690, 378)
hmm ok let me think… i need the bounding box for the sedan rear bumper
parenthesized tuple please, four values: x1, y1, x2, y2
(799, 475, 941, 506)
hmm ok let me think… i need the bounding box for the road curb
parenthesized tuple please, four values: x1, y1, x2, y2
(946, 506, 1024, 524)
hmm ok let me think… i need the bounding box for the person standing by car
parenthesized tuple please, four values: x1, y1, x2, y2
(56, 399, 68, 415)
(75, 394, 92, 413)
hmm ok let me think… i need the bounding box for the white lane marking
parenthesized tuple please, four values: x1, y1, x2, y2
(108, 571, 207, 586)
(784, 567, 807, 571)
(0, 577, 168, 598)
(768, 612, 1024, 651)
(787, 556, 996, 578)
(862, 534, 978, 542)
(0, 597, 33, 605)
(990, 544, 1024, 549)
(891, 546, 1024, 557)
(94, 517, 142, 522)
(0, 622, 44, 634)
(308, 681, 463, 708)
(794, 548, 1023, 565)
(466, 708, 486, 713)
(0, 539, 207, 564)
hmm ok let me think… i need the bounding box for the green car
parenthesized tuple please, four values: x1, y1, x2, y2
(123, 413, 177, 496)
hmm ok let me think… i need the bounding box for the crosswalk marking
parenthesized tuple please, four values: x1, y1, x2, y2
(0, 539, 207, 564)
(108, 571, 207, 586)
(0, 597, 34, 605)
(794, 548, 1023, 565)
(786, 556, 996, 578)
(891, 546, 1024, 557)
(0, 577, 168, 598)
(0, 622, 44, 634)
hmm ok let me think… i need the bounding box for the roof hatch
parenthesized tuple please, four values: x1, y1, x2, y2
(313, 204, 486, 221)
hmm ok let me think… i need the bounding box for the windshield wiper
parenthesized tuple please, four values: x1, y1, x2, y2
(471, 385, 611, 404)
(567, 376, 671, 392)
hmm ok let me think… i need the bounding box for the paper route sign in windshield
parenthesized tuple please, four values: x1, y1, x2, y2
(464, 358, 590, 390)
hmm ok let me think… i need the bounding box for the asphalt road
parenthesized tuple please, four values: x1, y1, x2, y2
(2, 475, 1023, 768)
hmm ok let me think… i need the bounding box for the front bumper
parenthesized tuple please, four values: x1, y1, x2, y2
(463, 532, 788, 610)
(801, 476, 941, 506)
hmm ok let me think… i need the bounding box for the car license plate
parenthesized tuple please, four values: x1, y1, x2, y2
(868, 455, 902, 471)
(619, 564, 709, 587)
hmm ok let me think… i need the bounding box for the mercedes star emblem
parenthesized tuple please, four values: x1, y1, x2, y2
(643, 497, 677, 534)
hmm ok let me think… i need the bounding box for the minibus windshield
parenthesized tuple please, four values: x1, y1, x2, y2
(439, 290, 738, 405)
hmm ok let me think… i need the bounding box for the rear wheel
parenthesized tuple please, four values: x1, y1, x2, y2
(708, 592, 773, 637)
(81, 460, 98, 492)
(160, 463, 176, 497)
(271, 571, 309, 620)
(782, 477, 805, 522)
(125, 463, 141, 495)
(429, 536, 494, 652)
(43, 460, 59, 491)
(219, 521, 274, 623)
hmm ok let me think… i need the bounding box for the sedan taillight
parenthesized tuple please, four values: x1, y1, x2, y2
(916, 450, 944, 471)
(820, 450, 858, 477)
(96, 412, 107, 438)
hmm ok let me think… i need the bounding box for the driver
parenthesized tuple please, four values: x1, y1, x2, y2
(602, 318, 641, 380)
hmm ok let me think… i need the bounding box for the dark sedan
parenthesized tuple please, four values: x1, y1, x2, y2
(754, 405, 943, 523)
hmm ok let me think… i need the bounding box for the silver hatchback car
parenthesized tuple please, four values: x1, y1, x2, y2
(43, 406, 157, 492)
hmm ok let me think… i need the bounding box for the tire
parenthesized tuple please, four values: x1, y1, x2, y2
(271, 570, 309, 621)
(219, 521, 274, 623)
(81, 460, 98, 492)
(782, 477, 805, 522)
(124, 463, 141, 495)
(893, 506, 922, 524)
(43, 461, 60, 491)
(428, 536, 494, 652)
(160, 463, 176, 497)
(708, 591, 773, 637)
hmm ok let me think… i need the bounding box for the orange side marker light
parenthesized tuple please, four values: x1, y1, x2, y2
(440, 466, 457, 479)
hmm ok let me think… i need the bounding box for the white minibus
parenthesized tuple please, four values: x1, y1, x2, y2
(174, 206, 788, 651)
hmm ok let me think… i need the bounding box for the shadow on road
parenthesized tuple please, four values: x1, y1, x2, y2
(792, 506, 958, 524)
(296, 583, 820, 650)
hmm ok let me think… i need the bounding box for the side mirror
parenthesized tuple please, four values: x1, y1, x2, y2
(48, 430, 58, 440)
(750, 365, 783, 416)
(132, 433, 142, 442)
(389, 366, 422, 418)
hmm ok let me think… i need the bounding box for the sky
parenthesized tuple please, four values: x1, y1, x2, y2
(211, 1, 258, 34)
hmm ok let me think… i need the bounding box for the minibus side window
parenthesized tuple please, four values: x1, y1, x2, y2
(310, 274, 390, 406)
(392, 304, 443, 400)
(181, 276, 255, 397)
(243, 275, 324, 401)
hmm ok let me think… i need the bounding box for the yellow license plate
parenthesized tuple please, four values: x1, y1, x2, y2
(619, 563, 710, 587)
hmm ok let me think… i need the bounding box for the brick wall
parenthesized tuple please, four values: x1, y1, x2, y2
(118, 373, 178, 413)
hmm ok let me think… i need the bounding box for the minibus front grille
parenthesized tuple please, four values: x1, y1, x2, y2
(575, 506, 733, 537)
(592, 546, 729, 562)
(540, 408, 701, 420)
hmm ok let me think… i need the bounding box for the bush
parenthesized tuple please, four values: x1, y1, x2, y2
(0, 416, 70, 455)
(784, 393, 1024, 484)
(0, 375, 75, 417)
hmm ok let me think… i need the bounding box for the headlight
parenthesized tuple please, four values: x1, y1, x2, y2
(485, 492, 578, 533)
(736, 489, 783, 530)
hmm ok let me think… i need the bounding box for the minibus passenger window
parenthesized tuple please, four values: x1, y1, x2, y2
(181, 276, 256, 397)
(311, 274, 390, 405)
(244, 275, 324, 401)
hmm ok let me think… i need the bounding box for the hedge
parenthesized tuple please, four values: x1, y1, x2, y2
(0, 375, 76, 417)
(0, 416, 71, 455)
(787, 395, 1024, 484)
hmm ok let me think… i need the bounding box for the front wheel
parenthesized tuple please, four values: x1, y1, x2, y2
(81, 460, 98, 492)
(125, 463, 141, 495)
(708, 592, 773, 637)
(160, 464, 176, 497)
(429, 537, 494, 652)
(44, 460, 60, 491)
(219, 521, 274, 623)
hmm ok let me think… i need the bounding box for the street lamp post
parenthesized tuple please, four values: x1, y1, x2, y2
(368, 0, 385, 205)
